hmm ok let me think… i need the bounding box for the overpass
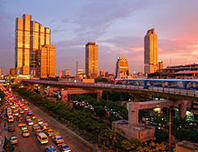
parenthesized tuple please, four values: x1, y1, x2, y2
(22, 79, 196, 141)
(22, 79, 198, 102)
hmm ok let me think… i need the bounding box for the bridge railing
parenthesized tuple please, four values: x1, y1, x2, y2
(23, 80, 198, 98)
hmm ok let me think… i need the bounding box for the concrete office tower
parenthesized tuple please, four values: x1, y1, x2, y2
(15, 14, 55, 77)
(115, 57, 129, 79)
(144, 28, 158, 75)
(40, 45, 56, 78)
(157, 60, 163, 73)
(85, 42, 98, 78)
(15, 14, 31, 75)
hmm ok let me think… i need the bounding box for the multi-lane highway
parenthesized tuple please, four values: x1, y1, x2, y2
(1, 90, 101, 152)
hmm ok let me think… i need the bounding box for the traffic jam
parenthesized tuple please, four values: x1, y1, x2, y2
(1, 87, 71, 152)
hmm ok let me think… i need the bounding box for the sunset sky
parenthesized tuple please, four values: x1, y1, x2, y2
(1, 0, 198, 75)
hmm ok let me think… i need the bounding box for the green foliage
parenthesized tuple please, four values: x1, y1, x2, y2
(84, 108, 93, 115)
(173, 129, 198, 142)
(99, 128, 123, 151)
(94, 106, 106, 118)
(154, 129, 168, 142)
(72, 95, 128, 120)
(136, 139, 168, 152)
(102, 91, 131, 101)
(108, 113, 121, 122)
(16, 88, 109, 140)
(121, 138, 142, 152)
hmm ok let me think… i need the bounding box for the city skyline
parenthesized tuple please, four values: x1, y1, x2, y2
(1, 0, 198, 75)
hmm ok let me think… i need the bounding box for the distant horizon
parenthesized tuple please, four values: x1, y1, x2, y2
(1, 0, 198, 75)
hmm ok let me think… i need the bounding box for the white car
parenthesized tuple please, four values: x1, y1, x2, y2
(38, 119, 43, 125)
(28, 120, 34, 126)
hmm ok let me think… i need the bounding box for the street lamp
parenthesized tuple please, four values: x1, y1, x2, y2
(169, 107, 172, 152)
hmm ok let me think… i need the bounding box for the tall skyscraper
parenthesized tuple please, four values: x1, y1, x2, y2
(144, 28, 158, 75)
(85, 42, 98, 78)
(15, 14, 55, 77)
(40, 45, 56, 78)
(115, 57, 129, 79)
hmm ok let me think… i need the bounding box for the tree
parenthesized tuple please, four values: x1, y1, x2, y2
(99, 128, 123, 150)
(94, 106, 106, 118)
(121, 138, 142, 151)
(136, 138, 168, 152)
(154, 129, 168, 142)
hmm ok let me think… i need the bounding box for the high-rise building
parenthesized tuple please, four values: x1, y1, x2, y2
(40, 45, 56, 78)
(99, 70, 105, 78)
(157, 60, 163, 73)
(115, 57, 129, 79)
(144, 28, 158, 75)
(10, 68, 15, 75)
(59, 70, 63, 78)
(85, 42, 98, 78)
(15, 14, 55, 77)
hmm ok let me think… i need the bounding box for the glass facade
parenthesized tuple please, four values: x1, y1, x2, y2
(85, 42, 98, 78)
(144, 28, 158, 75)
(15, 14, 55, 77)
(40, 45, 56, 78)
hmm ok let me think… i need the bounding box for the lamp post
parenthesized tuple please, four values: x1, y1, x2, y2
(169, 107, 172, 152)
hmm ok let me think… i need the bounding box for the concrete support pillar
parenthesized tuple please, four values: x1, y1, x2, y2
(40, 85, 45, 97)
(96, 90, 103, 102)
(31, 84, 36, 92)
(61, 90, 68, 102)
(49, 88, 54, 97)
(127, 102, 140, 125)
(178, 100, 188, 118)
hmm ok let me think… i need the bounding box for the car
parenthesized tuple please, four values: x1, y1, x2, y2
(28, 120, 34, 126)
(17, 115, 22, 121)
(44, 146, 57, 152)
(8, 115, 14, 122)
(32, 114, 36, 120)
(37, 133, 48, 144)
(11, 105, 16, 109)
(19, 109, 24, 114)
(26, 116, 31, 122)
(33, 124, 40, 130)
(41, 123, 49, 130)
(37, 119, 43, 125)
(18, 122, 23, 127)
(22, 130, 30, 137)
(21, 124, 27, 130)
(36, 129, 44, 136)
(13, 111, 19, 116)
(24, 107, 28, 111)
(46, 129, 55, 137)
(10, 136, 18, 145)
(59, 144, 71, 152)
(27, 111, 33, 116)
(8, 125, 15, 132)
(52, 135, 64, 146)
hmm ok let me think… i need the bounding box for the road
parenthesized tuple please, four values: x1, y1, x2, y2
(2, 92, 102, 152)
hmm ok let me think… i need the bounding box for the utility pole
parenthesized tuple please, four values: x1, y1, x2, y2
(169, 107, 172, 152)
